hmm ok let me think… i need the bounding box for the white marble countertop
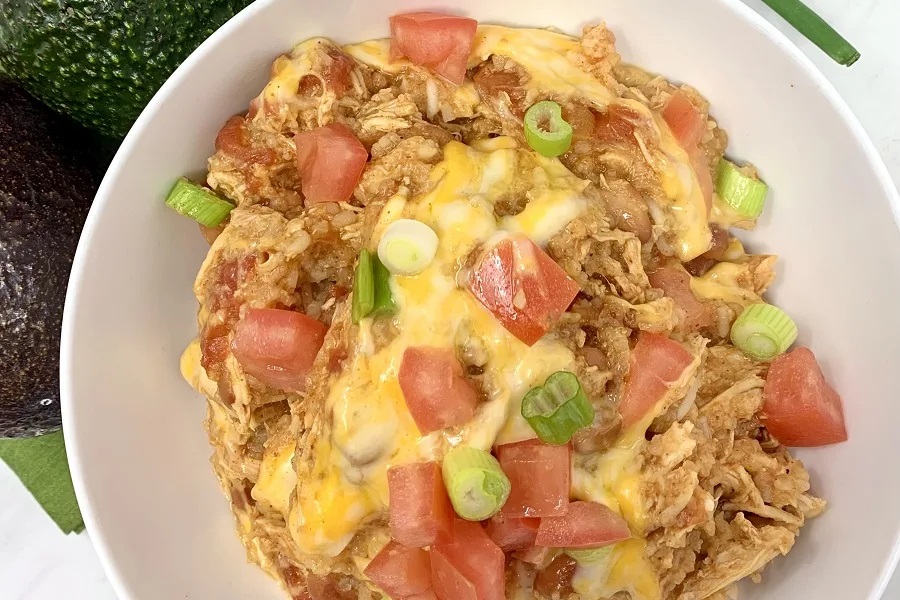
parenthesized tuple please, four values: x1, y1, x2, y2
(1, 0, 898, 598)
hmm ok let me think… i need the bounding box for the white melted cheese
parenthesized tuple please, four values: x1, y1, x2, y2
(288, 137, 588, 556)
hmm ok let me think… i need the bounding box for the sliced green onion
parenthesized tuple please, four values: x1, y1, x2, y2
(715, 160, 769, 219)
(566, 546, 614, 563)
(730, 303, 798, 361)
(377, 219, 439, 275)
(351, 249, 375, 324)
(165, 177, 234, 227)
(370, 255, 396, 318)
(761, 0, 860, 66)
(442, 446, 511, 521)
(521, 371, 594, 445)
(524, 101, 573, 158)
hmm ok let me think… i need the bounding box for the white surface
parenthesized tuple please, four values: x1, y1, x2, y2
(1, 0, 898, 598)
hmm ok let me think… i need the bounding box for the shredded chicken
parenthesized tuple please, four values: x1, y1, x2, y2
(183, 22, 825, 600)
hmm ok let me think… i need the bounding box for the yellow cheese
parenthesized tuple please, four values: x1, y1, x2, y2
(572, 539, 661, 600)
(289, 137, 589, 556)
(690, 261, 761, 307)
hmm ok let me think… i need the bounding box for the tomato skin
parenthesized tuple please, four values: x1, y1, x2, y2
(662, 91, 704, 148)
(618, 332, 694, 427)
(231, 308, 327, 391)
(484, 515, 540, 551)
(431, 519, 505, 600)
(295, 124, 368, 204)
(398, 347, 478, 434)
(468, 235, 580, 346)
(534, 501, 631, 548)
(647, 266, 711, 330)
(389, 12, 478, 85)
(762, 347, 848, 447)
(496, 439, 570, 518)
(363, 540, 433, 599)
(388, 462, 455, 548)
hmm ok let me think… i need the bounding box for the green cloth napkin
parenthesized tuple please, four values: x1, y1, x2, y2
(0, 429, 84, 534)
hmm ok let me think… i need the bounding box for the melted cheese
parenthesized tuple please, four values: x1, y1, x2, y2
(572, 415, 650, 532)
(468, 26, 615, 104)
(289, 137, 588, 556)
(346, 25, 709, 260)
(710, 197, 756, 229)
(252, 442, 297, 517)
(572, 539, 662, 600)
(690, 261, 762, 307)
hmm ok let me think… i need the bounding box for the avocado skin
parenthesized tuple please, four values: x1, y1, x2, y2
(0, 81, 112, 438)
(0, 0, 252, 138)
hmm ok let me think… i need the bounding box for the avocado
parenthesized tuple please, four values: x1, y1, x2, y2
(0, 81, 112, 438)
(0, 0, 252, 138)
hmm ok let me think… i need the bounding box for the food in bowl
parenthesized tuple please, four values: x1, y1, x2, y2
(170, 11, 848, 600)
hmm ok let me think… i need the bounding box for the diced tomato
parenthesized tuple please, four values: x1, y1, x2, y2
(323, 48, 356, 95)
(496, 440, 570, 517)
(647, 266, 711, 330)
(295, 123, 368, 204)
(364, 541, 433, 599)
(662, 91, 704, 149)
(389, 12, 478, 85)
(762, 347, 847, 447)
(468, 235, 579, 346)
(407, 591, 439, 600)
(388, 462, 455, 547)
(618, 332, 694, 427)
(432, 519, 505, 600)
(593, 104, 642, 143)
(484, 515, 540, 551)
(398, 347, 478, 434)
(513, 545, 553, 566)
(535, 501, 631, 548)
(231, 308, 327, 391)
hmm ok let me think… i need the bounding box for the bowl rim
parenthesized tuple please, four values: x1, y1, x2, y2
(60, 0, 900, 598)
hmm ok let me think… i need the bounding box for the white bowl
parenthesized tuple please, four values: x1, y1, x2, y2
(61, 0, 900, 598)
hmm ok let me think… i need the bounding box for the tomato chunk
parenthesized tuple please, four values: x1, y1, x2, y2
(496, 439, 570, 517)
(535, 501, 630, 548)
(662, 91, 704, 149)
(647, 266, 711, 330)
(388, 462, 455, 547)
(295, 123, 368, 204)
(432, 519, 504, 600)
(618, 332, 694, 427)
(390, 12, 478, 85)
(762, 347, 847, 447)
(468, 235, 579, 346)
(484, 515, 539, 552)
(398, 347, 478, 434)
(231, 308, 327, 391)
(364, 541, 433, 599)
